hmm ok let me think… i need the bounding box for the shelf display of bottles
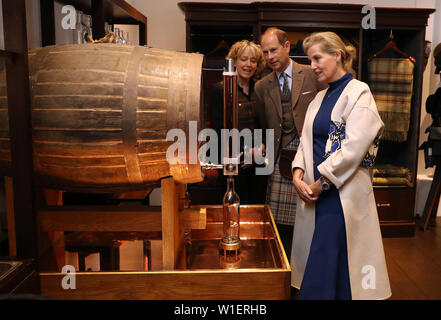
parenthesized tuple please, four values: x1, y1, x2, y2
(114, 27, 132, 45)
(73, 10, 93, 44)
(70, 11, 132, 46)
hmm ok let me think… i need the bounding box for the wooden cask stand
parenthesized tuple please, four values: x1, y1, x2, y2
(4, 176, 207, 293)
(4, 176, 290, 300)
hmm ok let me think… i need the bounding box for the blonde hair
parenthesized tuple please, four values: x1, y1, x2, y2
(303, 32, 357, 77)
(226, 40, 266, 79)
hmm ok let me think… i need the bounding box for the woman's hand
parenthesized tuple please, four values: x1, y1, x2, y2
(308, 179, 323, 199)
(292, 168, 318, 204)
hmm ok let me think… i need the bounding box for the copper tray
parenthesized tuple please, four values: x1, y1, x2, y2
(39, 205, 291, 300)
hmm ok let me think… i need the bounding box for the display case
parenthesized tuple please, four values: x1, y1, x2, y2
(38, 205, 290, 299)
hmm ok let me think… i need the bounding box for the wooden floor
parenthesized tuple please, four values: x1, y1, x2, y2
(383, 217, 441, 300)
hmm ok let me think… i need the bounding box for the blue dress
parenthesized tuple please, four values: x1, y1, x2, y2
(298, 73, 353, 300)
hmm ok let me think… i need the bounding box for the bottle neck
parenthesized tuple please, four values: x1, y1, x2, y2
(226, 176, 235, 192)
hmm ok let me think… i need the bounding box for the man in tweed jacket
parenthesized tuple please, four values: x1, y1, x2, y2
(255, 27, 325, 256)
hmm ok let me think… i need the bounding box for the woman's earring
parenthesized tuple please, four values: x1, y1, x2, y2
(336, 60, 340, 65)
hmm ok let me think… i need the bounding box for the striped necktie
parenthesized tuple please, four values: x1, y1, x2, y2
(281, 72, 291, 101)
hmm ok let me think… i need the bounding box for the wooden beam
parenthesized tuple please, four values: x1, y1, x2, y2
(5, 176, 16, 257)
(139, 22, 147, 46)
(2, 0, 38, 260)
(110, 0, 147, 24)
(39, 205, 162, 232)
(39, 189, 65, 271)
(38, 205, 206, 232)
(161, 177, 183, 270)
(40, 0, 55, 46)
(92, 0, 106, 40)
(40, 269, 290, 300)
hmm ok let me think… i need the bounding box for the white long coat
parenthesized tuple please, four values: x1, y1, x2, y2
(291, 79, 392, 300)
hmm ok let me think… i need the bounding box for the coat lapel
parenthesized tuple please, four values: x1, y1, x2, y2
(268, 72, 282, 120)
(291, 61, 304, 109)
(303, 90, 325, 184)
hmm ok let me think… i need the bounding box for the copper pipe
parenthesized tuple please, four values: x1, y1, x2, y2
(223, 59, 239, 169)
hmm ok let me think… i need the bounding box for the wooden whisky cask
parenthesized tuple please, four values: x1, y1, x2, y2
(0, 44, 204, 192)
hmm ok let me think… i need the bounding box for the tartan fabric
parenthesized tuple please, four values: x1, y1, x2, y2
(372, 164, 412, 187)
(266, 137, 299, 226)
(372, 177, 412, 186)
(368, 58, 414, 142)
(373, 164, 411, 178)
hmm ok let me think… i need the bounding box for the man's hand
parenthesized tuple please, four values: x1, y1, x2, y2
(241, 144, 266, 169)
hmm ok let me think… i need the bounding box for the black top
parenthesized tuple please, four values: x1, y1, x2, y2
(208, 78, 267, 205)
(209, 79, 260, 164)
(210, 78, 259, 132)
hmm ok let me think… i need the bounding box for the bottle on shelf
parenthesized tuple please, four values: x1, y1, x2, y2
(121, 30, 127, 45)
(83, 15, 93, 43)
(126, 32, 132, 45)
(104, 22, 113, 35)
(114, 27, 123, 44)
(74, 11, 84, 44)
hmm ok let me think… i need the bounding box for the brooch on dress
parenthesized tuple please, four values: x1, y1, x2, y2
(324, 121, 380, 168)
(361, 136, 380, 168)
(325, 121, 346, 158)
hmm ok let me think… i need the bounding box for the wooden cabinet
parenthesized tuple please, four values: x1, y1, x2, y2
(375, 187, 416, 237)
(179, 2, 435, 237)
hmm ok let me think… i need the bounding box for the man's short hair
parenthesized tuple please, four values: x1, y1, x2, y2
(261, 27, 289, 46)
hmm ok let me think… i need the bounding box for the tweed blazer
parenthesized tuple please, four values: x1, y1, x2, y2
(254, 60, 325, 159)
(291, 79, 392, 300)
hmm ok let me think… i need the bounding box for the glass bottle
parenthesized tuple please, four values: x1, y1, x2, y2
(122, 30, 127, 45)
(221, 176, 240, 248)
(114, 27, 123, 44)
(126, 32, 132, 45)
(74, 11, 84, 44)
(84, 15, 93, 43)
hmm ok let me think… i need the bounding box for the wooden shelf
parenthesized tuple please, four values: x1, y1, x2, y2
(40, 0, 147, 46)
(55, 0, 147, 24)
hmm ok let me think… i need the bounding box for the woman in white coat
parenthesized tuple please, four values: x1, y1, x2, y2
(291, 32, 391, 300)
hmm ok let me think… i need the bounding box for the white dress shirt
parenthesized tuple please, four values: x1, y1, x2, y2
(276, 59, 293, 92)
